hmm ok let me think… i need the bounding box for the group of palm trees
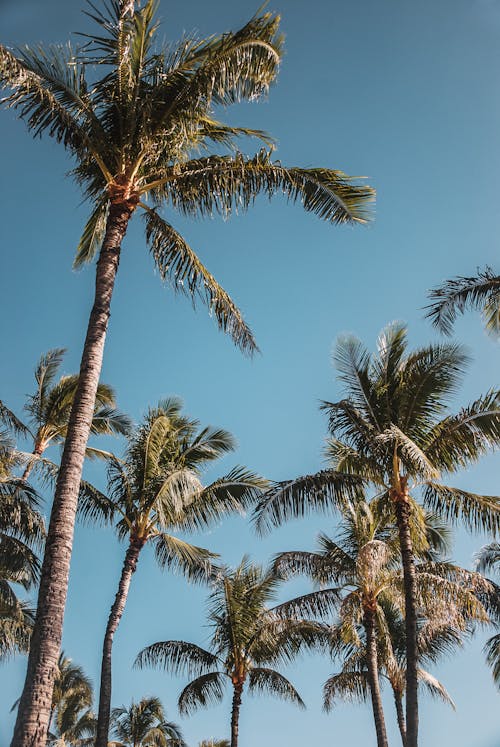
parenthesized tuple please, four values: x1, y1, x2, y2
(0, 1, 499, 746)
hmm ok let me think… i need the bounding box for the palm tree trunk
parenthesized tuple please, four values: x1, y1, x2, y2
(11, 198, 136, 747)
(394, 689, 407, 746)
(21, 444, 44, 482)
(363, 608, 389, 747)
(230, 682, 243, 747)
(96, 537, 144, 747)
(394, 494, 419, 747)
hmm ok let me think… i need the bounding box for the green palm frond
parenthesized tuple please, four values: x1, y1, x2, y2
(253, 470, 366, 534)
(135, 640, 219, 679)
(323, 670, 369, 710)
(143, 207, 257, 355)
(0, 402, 30, 438)
(422, 483, 500, 536)
(74, 197, 109, 268)
(152, 533, 217, 581)
(247, 667, 305, 707)
(427, 267, 500, 336)
(484, 632, 500, 686)
(178, 672, 226, 716)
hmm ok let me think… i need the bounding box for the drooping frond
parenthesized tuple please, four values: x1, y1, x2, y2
(152, 533, 216, 582)
(74, 198, 109, 268)
(134, 640, 219, 679)
(475, 542, 500, 575)
(426, 267, 500, 336)
(248, 668, 305, 708)
(422, 483, 500, 536)
(417, 668, 455, 708)
(253, 470, 366, 534)
(323, 670, 369, 710)
(143, 151, 374, 225)
(177, 672, 226, 716)
(484, 632, 500, 686)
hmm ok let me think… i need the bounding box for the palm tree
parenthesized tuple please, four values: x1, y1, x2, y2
(426, 266, 500, 336)
(254, 323, 500, 747)
(1, 4, 374, 742)
(475, 542, 500, 686)
(47, 694, 96, 747)
(110, 696, 185, 747)
(0, 433, 45, 660)
(93, 399, 267, 747)
(0, 348, 129, 481)
(48, 653, 94, 738)
(135, 558, 323, 747)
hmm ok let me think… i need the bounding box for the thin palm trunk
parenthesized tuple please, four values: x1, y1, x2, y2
(363, 608, 389, 747)
(21, 444, 44, 482)
(393, 688, 407, 746)
(230, 682, 243, 747)
(96, 537, 144, 747)
(11, 199, 136, 747)
(394, 495, 419, 747)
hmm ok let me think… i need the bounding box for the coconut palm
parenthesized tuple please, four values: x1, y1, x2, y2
(93, 399, 267, 747)
(135, 558, 324, 747)
(475, 542, 500, 686)
(254, 323, 500, 747)
(426, 267, 500, 336)
(1, 3, 374, 741)
(47, 694, 96, 747)
(109, 696, 184, 747)
(48, 653, 94, 737)
(0, 348, 129, 481)
(0, 435, 44, 660)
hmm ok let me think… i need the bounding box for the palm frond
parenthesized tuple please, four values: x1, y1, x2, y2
(74, 198, 109, 268)
(134, 640, 218, 678)
(426, 267, 500, 336)
(248, 667, 305, 708)
(143, 208, 257, 355)
(152, 533, 216, 582)
(178, 672, 226, 716)
(323, 670, 368, 710)
(422, 482, 500, 536)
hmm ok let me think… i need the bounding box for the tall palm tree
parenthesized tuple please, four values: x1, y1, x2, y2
(254, 323, 500, 747)
(135, 558, 323, 747)
(93, 399, 267, 747)
(0, 348, 129, 481)
(475, 542, 500, 686)
(1, 3, 374, 742)
(426, 267, 500, 336)
(110, 697, 184, 747)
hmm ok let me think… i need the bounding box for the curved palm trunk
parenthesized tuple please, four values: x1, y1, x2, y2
(393, 688, 407, 746)
(363, 608, 389, 747)
(230, 682, 243, 747)
(21, 443, 44, 482)
(96, 537, 144, 747)
(11, 199, 136, 747)
(394, 494, 419, 747)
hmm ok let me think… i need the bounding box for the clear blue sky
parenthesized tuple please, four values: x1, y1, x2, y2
(1, 0, 500, 744)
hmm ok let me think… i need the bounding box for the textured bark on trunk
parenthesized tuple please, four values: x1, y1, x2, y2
(11, 199, 135, 747)
(230, 682, 243, 747)
(394, 495, 419, 747)
(363, 608, 389, 747)
(95, 538, 143, 747)
(394, 689, 407, 746)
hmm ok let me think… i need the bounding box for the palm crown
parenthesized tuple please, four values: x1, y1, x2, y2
(0, 0, 374, 354)
(135, 558, 325, 747)
(110, 696, 184, 747)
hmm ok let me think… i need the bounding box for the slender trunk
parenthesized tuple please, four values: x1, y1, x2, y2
(22, 444, 43, 482)
(393, 688, 407, 746)
(95, 537, 144, 747)
(394, 495, 419, 747)
(230, 682, 243, 747)
(363, 607, 389, 747)
(11, 198, 135, 747)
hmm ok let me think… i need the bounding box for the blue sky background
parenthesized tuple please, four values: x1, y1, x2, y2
(1, 0, 500, 744)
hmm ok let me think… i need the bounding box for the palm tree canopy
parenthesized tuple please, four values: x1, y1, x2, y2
(426, 266, 500, 337)
(135, 558, 323, 714)
(81, 398, 268, 580)
(0, 348, 130, 473)
(254, 323, 500, 535)
(110, 696, 185, 747)
(0, 0, 374, 355)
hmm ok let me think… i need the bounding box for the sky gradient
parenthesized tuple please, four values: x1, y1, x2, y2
(1, 0, 500, 745)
